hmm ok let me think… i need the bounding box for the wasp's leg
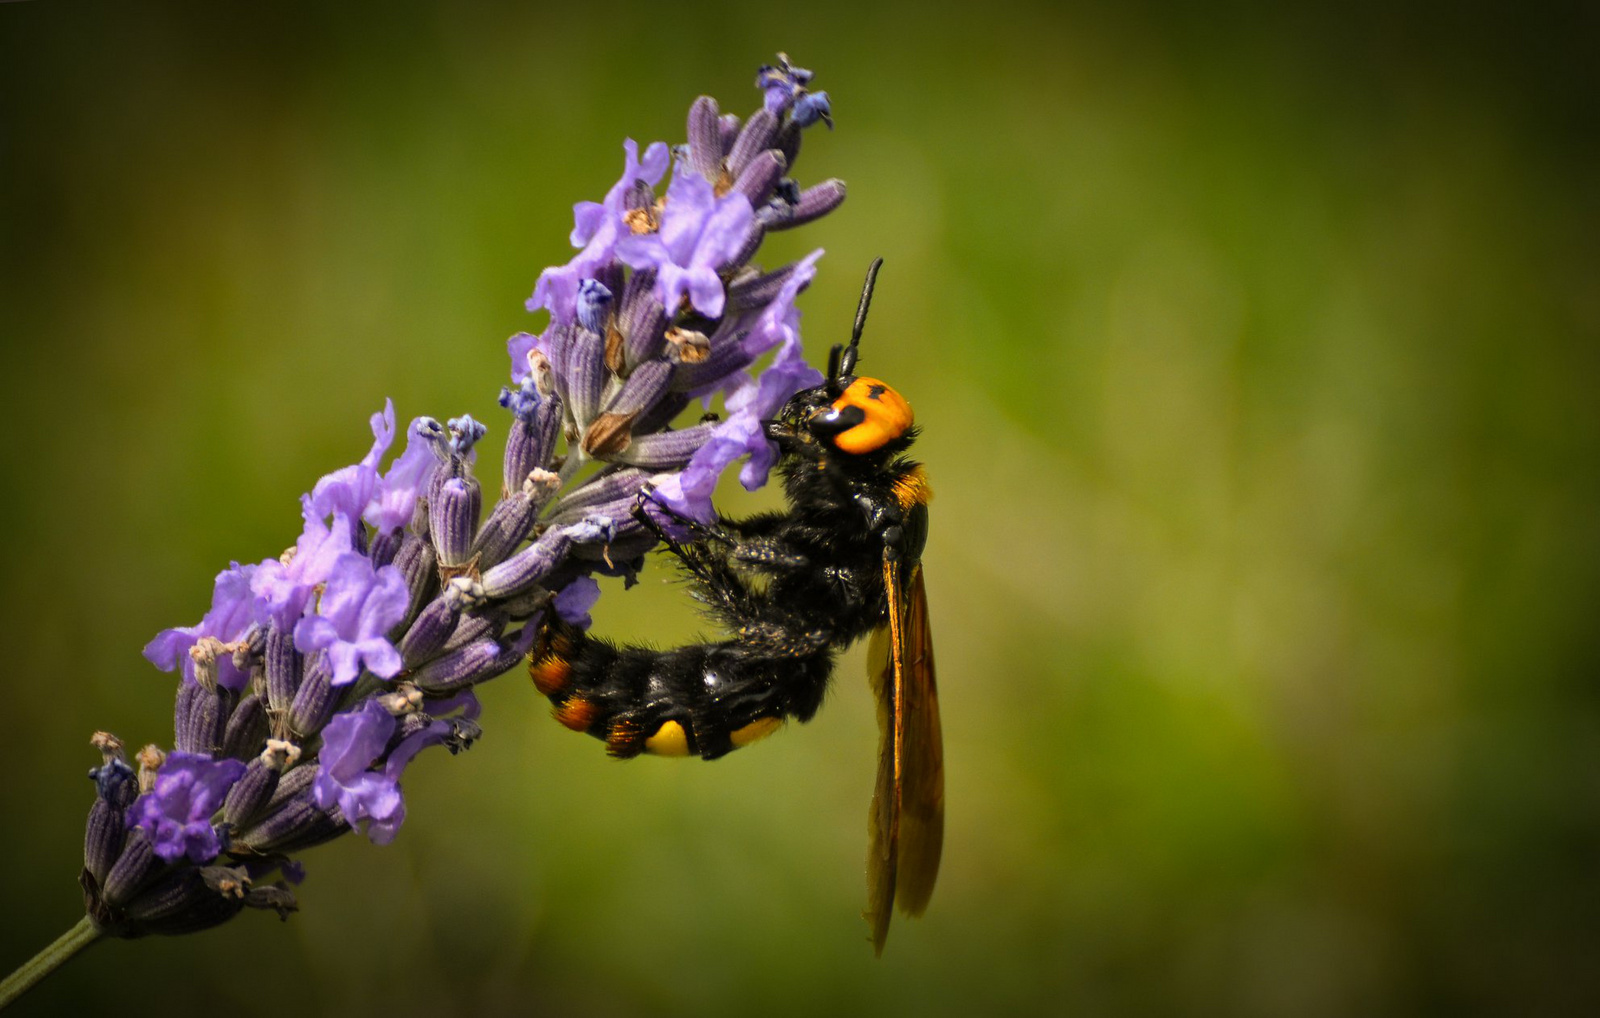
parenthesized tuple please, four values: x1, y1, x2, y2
(630, 496, 714, 582)
(637, 486, 808, 560)
(637, 494, 813, 585)
(634, 484, 740, 548)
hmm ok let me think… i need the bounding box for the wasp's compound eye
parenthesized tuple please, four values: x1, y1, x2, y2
(822, 377, 913, 454)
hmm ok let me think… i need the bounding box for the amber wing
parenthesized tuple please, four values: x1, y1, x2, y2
(864, 558, 945, 955)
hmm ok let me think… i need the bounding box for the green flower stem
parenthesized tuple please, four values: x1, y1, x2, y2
(0, 917, 101, 1011)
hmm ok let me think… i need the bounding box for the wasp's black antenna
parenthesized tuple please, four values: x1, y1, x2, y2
(838, 257, 883, 380)
(826, 343, 845, 389)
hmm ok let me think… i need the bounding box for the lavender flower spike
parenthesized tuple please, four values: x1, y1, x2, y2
(53, 54, 847, 975)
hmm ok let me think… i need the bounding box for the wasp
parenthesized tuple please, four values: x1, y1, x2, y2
(529, 259, 942, 953)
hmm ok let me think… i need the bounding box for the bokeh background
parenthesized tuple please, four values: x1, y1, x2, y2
(3, 1, 1597, 1014)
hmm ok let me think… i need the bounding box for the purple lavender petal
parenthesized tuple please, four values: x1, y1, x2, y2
(645, 413, 766, 523)
(554, 577, 602, 629)
(530, 139, 670, 325)
(569, 201, 607, 247)
(307, 400, 396, 526)
(698, 191, 757, 267)
(127, 752, 247, 864)
(507, 331, 537, 383)
(366, 417, 443, 534)
(144, 561, 259, 691)
(756, 54, 816, 116)
(617, 169, 755, 320)
(792, 91, 833, 129)
(317, 702, 391, 784)
(658, 167, 717, 264)
(292, 553, 409, 685)
(311, 702, 408, 843)
(252, 509, 355, 631)
(742, 248, 823, 359)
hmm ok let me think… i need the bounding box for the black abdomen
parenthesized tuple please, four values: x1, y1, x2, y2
(530, 623, 835, 759)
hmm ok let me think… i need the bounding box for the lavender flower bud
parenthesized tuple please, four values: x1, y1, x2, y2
(182, 643, 245, 749)
(618, 422, 718, 470)
(85, 735, 136, 884)
(576, 278, 614, 336)
(430, 476, 482, 569)
(687, 95, 724, 186)
(408, 638, 499, 695)
(759, 178, 846, 230)
(235, 786, 349, 855)
(263, 626, 302, 717)
(726, 261, 800, 311)
(222, 740, 300, 828)
(631, 391, 692, 438)
(545, 467, 653, 520)
(400, 577, 482, 666)
(472, 489, 543, 568)
(122, 868, 244, 932)
(222, 762, 277, 829)
(367, 526, 404, 568)
(731, 149, 787, 205)
(500, 384, 564, 494)
(621, 289, 668, 369)
(729, 219, 765, 270)
(287, 660, 336, 739)
(84, 798, 128, 886)
(718, 112, 741, 156)
(102, 832, 162, 907)
(391, 531, 440, 624)
(481, 521, 606, 599)
(221, 693, 269, 760)
(582, 360, 674, 459)
(727, 108, 779, 177)
(410, 626, 537, 695)
(264, 756, 316, 811)
(442, 607, 505, 653)
(564, 327, 608, 429)
(170, 683, 199, 755)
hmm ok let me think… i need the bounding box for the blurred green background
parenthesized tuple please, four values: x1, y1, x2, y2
(3, 0, 1597, 1014)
